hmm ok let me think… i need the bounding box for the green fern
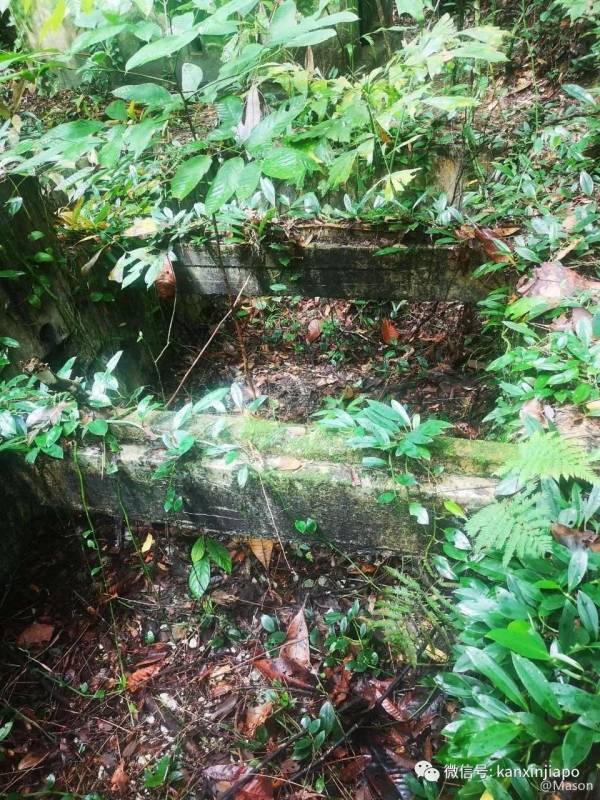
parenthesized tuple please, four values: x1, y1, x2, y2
(373, 567, 451, 666)
(466, 490, 553, 565)
(500, 430, 597, 484)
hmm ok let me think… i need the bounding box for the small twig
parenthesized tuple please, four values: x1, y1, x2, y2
(165, 276, 251, 408)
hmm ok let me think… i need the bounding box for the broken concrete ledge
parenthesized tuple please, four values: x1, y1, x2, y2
(15, 412, 514, 554)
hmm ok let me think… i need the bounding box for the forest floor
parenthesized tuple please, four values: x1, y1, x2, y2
(0, 516, 450, 799)
(167, 297, 492, 435)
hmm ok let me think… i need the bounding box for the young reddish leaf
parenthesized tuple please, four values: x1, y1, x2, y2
(381, 318, 400, 345)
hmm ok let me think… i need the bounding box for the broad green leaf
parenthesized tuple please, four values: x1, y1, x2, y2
(181, 62, 203, 96)
(236, 161, 262, 201)
(126, 30, 199, 72)
(463, 646, 527, 709)
(191, 536, 206, 562)
(86, 419, 108, 436)
(577, 590, 599, 638)
(262, 146, 307, 182)
(205, 157, 244, 214)
(511, 654, 562, 718)
(71, 23, 130, 54)
(562, 722, 594, 769)
(188, 556, 210, 598)
(171, 155, 212, 200)
(568, 548, 588, 592)
(486, 621, 549, 660)
(39, 0, 66, 43)
(113, 83, 173, 107)
(408, 501, 429, 525)
(424, 95, 478, 111)
(125, 120, 160, 158)
(563, 83, 597, 105)
(326, 150, 357, 190)
(467, 722, 521, 757)
(580, 170, 594, 196)
(206, 538, 232, 572)
(395, 0, 425, 21)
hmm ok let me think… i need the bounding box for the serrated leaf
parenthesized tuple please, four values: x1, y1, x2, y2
(171, 155, 212, 200)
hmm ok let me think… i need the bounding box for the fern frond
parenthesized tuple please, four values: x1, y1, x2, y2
(501, 431, 597, 484)
(466, 491, 553, 565)
(373, 569, 450, 666)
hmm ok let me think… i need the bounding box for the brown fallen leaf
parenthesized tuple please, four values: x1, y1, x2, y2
(127, 662, 162, 692)
(156, 254, 176, 300)
(17, 751, 48, 770)
(17, 622, 54, 648)
(280, 608, 311, 669)
(248, 538, 274, 570)
(273, 456, 303, 471)
(306, 318, 322, 344)
(124, 217, 158, 238)
(110, 760, 129, 794)
(381, 318, 400, 345)
(254, 657, 316, 690)
(551, 523, 598, 551)
(517, 261, 600, 306)
(244, 701, 273, 737)
(473, 227, 512, 263)
(141, 532, 154, 553)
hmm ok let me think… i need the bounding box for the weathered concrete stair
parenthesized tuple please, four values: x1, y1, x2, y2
(16, 412, 514, 553)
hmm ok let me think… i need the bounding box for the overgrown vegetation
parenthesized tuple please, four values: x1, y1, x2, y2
(2, 0, 600, 797)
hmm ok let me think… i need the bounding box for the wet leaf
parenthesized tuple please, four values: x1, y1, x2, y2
(127, 662, 162, 692)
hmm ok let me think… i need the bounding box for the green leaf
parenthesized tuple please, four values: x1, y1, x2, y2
(580, 170, 594, 196)
(467, 722, 521, 757)
(113, 83, 173, 107)
(577, 590, 598, 639)
(205, 157, 244, 214)
(562, 722, 594, 769)
(408, 501, 429, 525)
(568, 548, 588, 592)
(126, 30, 199, 71)
(262, 147, 308, 182)
(486, 621, 549, 660)
(563, 83, 597, 105)
(463, 646, 527, 709)
(424, 95, 478, 111)
(126, 120, 160, 158)
(206, 538, 232, 573)
(378, 491, 396, 505)
(394, 0, 424, 21)
(71, 23, 130, 54)
(236, 161, 262, 201)
(181, 62, 203, 96)
(188, 556, 211, 598)
(319, 700, 336, 735)
(326, 150, 357, 190)
(86, 419, 108, 436)
(171, 155, 212, 200)
(444, 499, 466, 518)
(191, 536, 206, 562)
(511, 654, 562, 718)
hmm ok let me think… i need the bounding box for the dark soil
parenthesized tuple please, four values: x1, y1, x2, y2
(0, 515, 451, 799)
(165, 297, 494, 434)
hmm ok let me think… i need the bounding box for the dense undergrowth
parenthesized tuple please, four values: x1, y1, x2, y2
(2, 0, 600, 797)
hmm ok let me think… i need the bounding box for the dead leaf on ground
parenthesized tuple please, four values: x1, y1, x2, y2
(551, 523, 598, 551)
(17, 622, 54, 648)
(244, 701, 273, 737)
(248, 538, 274, 570)
(254, 657, 316, 690)
(141, 532, 154, 553)
(273, 456, 303, 471)
(517, 261, 600, 306)
(280, 608, 311, 669)
(17, 751, 48, 770)
(381, 318, 400, 345)
(110, 760, 129, 794)
(126, 662, 162, 692)
(306, 318, 322, 344)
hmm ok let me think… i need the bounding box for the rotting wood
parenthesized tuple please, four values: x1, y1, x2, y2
(15, 411, 515, 553)
(174, 238, 491, 301)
